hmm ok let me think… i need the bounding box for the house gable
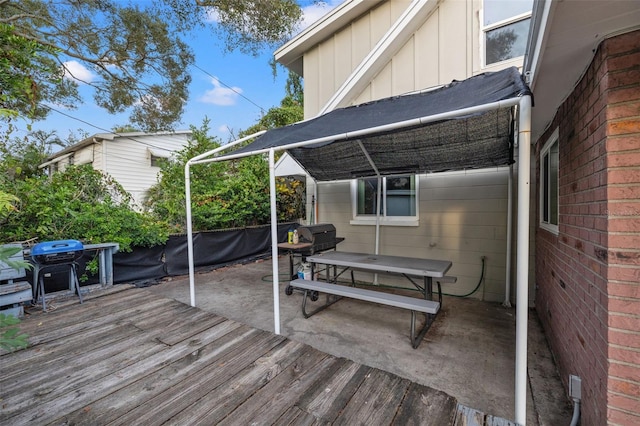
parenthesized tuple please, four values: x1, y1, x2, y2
(40, 131, 191, 208)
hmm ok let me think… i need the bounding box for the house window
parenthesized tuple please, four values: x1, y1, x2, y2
(150, 154, 167, 167)
(482, 0, 533, 66)
(540, 129, 559, 233)
(351, 175, 418, 226)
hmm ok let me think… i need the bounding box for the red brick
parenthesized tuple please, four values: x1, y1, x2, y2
(607, 86, 640, 104)
(607, 69, 640, 90)
(608, 234, 640, 250)
(607, 50, 640, 73)
(607, 118, 640, 136)
(608, 393, 640, 415)
(610, 313, 640, 331)
(609, 283, 640, 298)
(609, 361, 640, 383)
(607, 101, 640, 120)
(609, 298, 640, 316)
(606, 202, 640, 217)
(608, 406, 640, 425)
(608, 345, 640, 364)
(608, 151, 640, 167)
(608, 170, 640, 184)
(604, 29, 640, 56)
(608, 185, 640, 201)
(609, 329, 640, 349)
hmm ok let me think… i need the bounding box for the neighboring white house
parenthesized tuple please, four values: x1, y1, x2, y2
(275, 0, 534, 303)
(39, 131, 191, 208)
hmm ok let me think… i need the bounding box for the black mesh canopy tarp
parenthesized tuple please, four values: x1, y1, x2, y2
(221, 67, 531, 181)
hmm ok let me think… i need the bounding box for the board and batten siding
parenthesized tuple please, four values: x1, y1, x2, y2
(99, 133, 189, 208)
(315, 168, 526, 304)
(280, 0, 534, 303)
(304, 0, 477, 117)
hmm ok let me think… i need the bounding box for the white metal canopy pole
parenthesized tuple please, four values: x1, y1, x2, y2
(268, 149, 281, 335)
(185, 162, 196, 307)
(184, 130, 267, 308)
(515, 95, 532, 425)
(504, 164, 513, 308)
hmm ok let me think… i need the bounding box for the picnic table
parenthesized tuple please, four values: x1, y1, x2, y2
(290, 251, 453, 348)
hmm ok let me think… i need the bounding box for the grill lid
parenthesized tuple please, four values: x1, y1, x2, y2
(298, 224, 336, 243)
(31, 240, 84, 265)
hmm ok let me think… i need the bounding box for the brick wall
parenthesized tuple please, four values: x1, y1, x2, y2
(534, 29, 640, 426)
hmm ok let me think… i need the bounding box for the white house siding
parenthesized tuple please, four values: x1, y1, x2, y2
(99, 133, 189, 208)
(304, 0, 480, 117)
(280, 0, 535, 303)
(317, 168, 517, 303)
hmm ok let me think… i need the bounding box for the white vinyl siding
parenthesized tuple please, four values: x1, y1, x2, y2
(318, 168, 512, 303)
(284, 0, 532, 304)
(100, 133, 188, 208)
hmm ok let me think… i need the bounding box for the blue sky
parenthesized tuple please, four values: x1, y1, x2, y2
(23, 1, 345, 143)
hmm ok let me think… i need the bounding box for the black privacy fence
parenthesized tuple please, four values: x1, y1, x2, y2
(29, 223, 297, 291)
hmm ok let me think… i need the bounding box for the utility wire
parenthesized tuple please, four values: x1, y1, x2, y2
(40, 105, 189, 152)
(192, 63, 266, 114)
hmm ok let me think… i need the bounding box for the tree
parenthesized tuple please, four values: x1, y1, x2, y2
(0, 165, 170, 250)
(144, 119, 271, 230)
(145, 73, 304, 231)
(0, 130, 68, 180)
(242, 72, 303, 134)
(486, 28, 518, 65)
(0, 0, 304, 131)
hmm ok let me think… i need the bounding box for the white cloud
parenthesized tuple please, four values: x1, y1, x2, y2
(204, 7, 219, 23)
(199, 77, 242, 106)
(298, 1, 345, 32)
(63, 60, 96, 84)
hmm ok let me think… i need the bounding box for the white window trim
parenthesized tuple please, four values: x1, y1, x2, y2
(481, 4, 532, 68)
(539, 128, 559, 235)
(349, 175, 420, 227)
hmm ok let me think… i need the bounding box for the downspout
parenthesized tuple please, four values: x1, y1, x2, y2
(269, 149, 281, 334)
(504, 164, 513, 307)
(375, 176, 382, 256)
(313, 177, 319, 224)
(515, 94, 532, 425)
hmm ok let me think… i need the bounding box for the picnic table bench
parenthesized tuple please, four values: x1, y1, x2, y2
(290, 278, 441, 349)
(289, 251, 454, 348)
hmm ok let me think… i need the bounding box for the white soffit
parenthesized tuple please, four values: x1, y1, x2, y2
(528, 0, 640, 142)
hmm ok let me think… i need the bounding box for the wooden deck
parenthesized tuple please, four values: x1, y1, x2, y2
(1, 286, 465, 425)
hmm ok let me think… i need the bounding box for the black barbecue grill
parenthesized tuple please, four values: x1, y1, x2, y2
(296, 223, 344, 256)
(279, 224, 344, 296)
(31, 240, 84, 310)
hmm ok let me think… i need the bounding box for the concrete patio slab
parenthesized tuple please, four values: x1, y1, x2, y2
(145, 257, 572, 425)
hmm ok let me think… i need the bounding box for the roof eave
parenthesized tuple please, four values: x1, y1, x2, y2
(275, 0, 383, 75)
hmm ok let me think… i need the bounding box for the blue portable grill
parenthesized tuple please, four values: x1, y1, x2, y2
(31, 240, 84, 310)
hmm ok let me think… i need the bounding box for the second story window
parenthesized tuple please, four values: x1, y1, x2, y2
(483, 0, 533, 66)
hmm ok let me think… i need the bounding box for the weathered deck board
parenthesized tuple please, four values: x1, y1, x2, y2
(0, 287, 462, 425)
(57, 323, 258, 425)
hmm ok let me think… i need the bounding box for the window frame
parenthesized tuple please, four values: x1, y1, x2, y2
(350, 174, 419, 227)
(539, 128, 559, 234)
(150, 153, 167, 168)
(481, 0, 533, 67)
